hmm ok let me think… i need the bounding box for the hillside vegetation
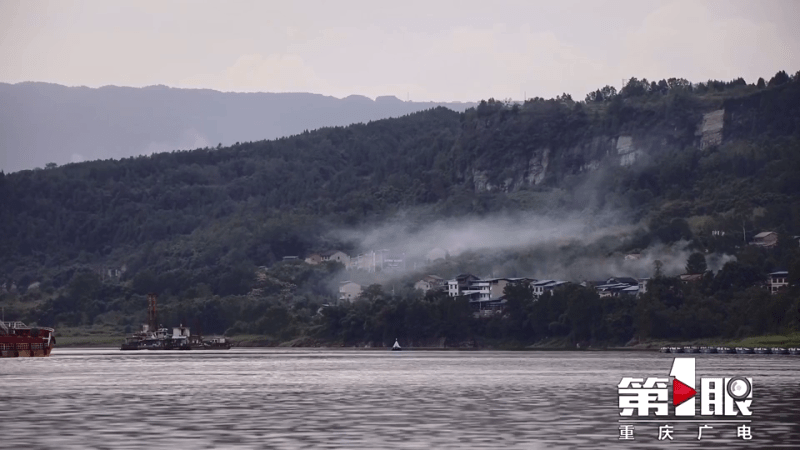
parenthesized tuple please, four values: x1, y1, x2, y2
(2, 71, 800, 347)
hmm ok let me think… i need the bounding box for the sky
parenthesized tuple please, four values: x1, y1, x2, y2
(1, 0, 799, 102)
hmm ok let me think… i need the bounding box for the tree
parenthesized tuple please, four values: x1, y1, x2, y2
(654, 260, 664, 278)
(757, 77, 766, 89)
(768, 70, 790, 87)
(685, 252, 707, 274)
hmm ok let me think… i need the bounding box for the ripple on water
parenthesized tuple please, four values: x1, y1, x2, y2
(0, 349, 798, 449)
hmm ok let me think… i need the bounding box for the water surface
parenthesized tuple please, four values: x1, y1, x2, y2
(1, 349, 797, 449)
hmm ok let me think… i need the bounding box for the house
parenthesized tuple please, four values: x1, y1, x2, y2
(447, 274, 480, 297)
(338, 281, 362, 302)
(425, 247, 449, 263)
(321, 250, 350, 265)
(484, 277, 535, 300)
(679, 273, 704, 283)
(414, 275, 446, 293)
(304, 253, 323, 265)
(595, 282, 634, 298)
(348, 250, 387, 272)
(769, 271, 789, 294)
(752, 231, 778, 248)
(638, 278, 650, 295)
(471, 297, 507, 317)
(592, 277, 639, 298)
(606, 277, 638, 286)
(531, 280, 569, 297)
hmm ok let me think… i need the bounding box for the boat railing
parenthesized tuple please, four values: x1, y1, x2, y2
(2, 321, 26, 330)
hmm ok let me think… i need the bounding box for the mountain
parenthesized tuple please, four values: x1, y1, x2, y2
(1, 71, 799, 346)
(0, 82, 477, 172)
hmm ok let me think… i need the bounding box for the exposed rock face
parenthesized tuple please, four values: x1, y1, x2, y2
(462, 105, 723, 193)
(525, 148, 550, 186)
(698, 109, 724, 148)
(616, 135, 642, 166)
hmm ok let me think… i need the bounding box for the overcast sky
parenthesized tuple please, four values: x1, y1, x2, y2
(1, 0, 798, 102)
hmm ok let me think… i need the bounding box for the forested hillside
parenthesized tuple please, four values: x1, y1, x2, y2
(2, 71, 800, 347)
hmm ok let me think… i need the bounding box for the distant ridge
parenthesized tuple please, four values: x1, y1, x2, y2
(0, 82, 477, 172)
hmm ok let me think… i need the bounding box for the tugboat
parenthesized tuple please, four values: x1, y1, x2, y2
(771, 347, 788, 355)
(684, 346, 700, 354)
(699, 346, 717, 354)
(754, 347, 771, 355)
(121, 294, 228, 350)
(659, 347, 670, 353)
(669, 346, 684, 353)
(788, 348, 800, 355)
(1, 319, 56, 358)
(735, 347, 754, 354)
(204, 337, 232, 350)
(392, 338, 402, 351)
(717, 346, 735, 354)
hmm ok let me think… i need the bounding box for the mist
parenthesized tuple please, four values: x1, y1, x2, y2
(330, 208, 736, 286)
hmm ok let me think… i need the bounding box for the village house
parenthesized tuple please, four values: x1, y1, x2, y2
(587, 277, 640, 298)
(769, 271, 789, 294)
(425, 247, 449, 263)
(414, 275, 446, 293)
(679, 273, 704, 284)
(484, 277, 535, 300)
(338, 281, 362, 302)
(348, 249, 389, 272)
(752, 231, 778, 248)
(321, 250, 350, 265)
(304, 253, 323, 265)
(447, 274, 480, 297)
(531, 279, 569, 297)
(638, 278, 649, 295)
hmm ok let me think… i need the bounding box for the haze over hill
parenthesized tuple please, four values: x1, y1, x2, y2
(2, 70, 800, 346)
(0, 82, 477, 172)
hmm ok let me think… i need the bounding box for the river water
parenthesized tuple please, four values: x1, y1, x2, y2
(0, 349, 798, 449)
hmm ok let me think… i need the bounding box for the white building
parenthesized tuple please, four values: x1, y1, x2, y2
(769, 271, 789, 294)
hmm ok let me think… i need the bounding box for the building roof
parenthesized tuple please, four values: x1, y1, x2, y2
(607, 277, 638, 285)
(754, 231, 776, 238)
(770, 271, 789, 276)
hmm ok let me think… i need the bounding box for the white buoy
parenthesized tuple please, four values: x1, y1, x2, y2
(392, 338, 402, 351)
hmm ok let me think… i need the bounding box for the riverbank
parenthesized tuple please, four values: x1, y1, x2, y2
(53, 330, 800, 350)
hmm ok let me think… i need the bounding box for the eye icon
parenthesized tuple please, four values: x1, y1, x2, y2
(727, 377, 751, 400)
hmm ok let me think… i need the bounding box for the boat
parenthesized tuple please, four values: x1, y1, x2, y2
(699, 346, 717, 354)
(717, 346, 735, 354)
(735, 347, 754, 354)
(1, 320, 55, 358)
(684, 346, 700, 353)
(771, 347, 788, 355)
(204, 337, 232, 350)
(754, 347, 771, 354)
(120, 294, 228, 351)
(659, 347, 670, 353)
(669, 347, 684, 353)
(392, 338, 402, 351)
(789, 348, 800, 355)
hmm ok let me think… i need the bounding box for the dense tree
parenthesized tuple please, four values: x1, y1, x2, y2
(685, 253, 707, 274)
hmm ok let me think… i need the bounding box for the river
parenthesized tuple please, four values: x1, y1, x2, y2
(0, 349, 797, 449)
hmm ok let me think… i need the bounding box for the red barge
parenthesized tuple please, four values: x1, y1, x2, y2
(0, 320, 56, 358)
